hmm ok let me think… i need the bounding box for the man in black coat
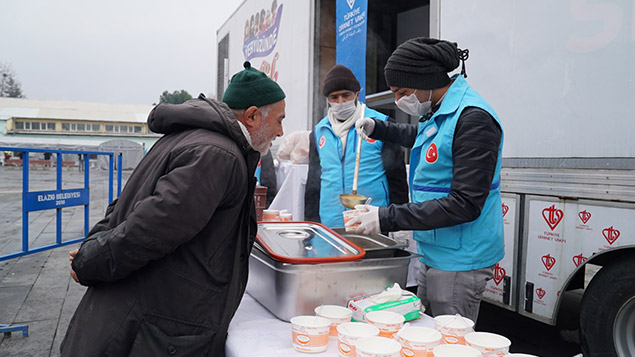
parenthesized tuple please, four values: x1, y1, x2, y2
(61, 61, 286, 356)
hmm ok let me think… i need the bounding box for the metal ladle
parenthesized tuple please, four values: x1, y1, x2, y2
(339, 134, 369, 209)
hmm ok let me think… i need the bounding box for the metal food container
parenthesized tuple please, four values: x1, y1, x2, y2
(256, 222, 365, 264)
(330, 228, 408, 259)
(246, 223, 417, 321)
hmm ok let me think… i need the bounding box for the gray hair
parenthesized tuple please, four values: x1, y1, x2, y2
(231, 103, 274, 119)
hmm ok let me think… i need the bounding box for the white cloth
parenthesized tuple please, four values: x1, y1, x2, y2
(236, 120, 253, 147)
(269, 162, 309, 220)
(328, 103, 364, 150)
(371, 283, 404, 304)
(226, 293, 434, 357)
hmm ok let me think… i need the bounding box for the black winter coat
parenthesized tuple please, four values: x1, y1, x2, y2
(61, 95, 260, 356)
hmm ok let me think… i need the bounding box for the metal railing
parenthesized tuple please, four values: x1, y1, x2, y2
(0, 147, 122, 261)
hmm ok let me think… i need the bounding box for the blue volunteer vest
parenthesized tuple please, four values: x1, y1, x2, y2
(410, 75, 505, 271)
(315, 106, 390, 227)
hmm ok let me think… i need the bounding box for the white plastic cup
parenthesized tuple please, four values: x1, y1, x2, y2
(280, 212, 293, 222)
(342, 210, 362, 232)
(314, 305, 353, 339)
(432, 344, 482, 357)
(337, 322, 380, 357)
(290, 315, 331, 353)
(394, 326, 442, 357)
(262, 209, 280, 221)
(433, 314, 475, 345)
(355, 336, 402, 357)
(465, 331, 511, 356)
(365, 311, 405, 338)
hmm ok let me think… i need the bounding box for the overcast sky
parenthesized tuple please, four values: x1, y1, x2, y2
(0, 0, 243, 105)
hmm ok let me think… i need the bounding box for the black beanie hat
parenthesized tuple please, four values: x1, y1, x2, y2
(322, 65, 361, 97)
(222, 61, 286, 109)
(384, 38, 467, 90)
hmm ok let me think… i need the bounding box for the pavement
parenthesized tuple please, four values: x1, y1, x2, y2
(0, 165, 129, 357)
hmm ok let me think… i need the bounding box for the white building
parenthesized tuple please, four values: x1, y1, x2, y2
(0, 97, 160, 168)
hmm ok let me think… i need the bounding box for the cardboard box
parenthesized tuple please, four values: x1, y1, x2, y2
(347, 291, 422, 322)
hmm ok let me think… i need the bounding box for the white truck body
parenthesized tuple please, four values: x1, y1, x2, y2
(433, 0, 635, 353)
(216, 0, 315, 137)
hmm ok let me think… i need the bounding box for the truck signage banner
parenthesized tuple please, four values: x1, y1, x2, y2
(523, 198, 635, 320)
(218, 0, 313, 135)
(483, 194, 518, 308)
(24, 188, 89, 212)
(336, 0, 368, 99)
(243, 3, 283, 61)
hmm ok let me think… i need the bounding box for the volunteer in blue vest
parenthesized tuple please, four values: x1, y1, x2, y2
(348, 38, 504, 323)
(305, 64, 408, 227)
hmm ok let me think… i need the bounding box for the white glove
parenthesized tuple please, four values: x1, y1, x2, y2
(355, 117, 375, 141)
(346, 205, 381, 235)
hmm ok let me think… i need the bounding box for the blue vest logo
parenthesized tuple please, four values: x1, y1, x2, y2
(319, 135, 326, 149)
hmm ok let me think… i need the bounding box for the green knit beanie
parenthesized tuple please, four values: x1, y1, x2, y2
(222, 61, 286, 109)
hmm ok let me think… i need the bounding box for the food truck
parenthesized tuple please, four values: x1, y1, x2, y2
(218, 1, 635, 355)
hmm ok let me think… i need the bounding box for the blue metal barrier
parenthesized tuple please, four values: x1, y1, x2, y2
(0, 147, 121, 261)
(0, 147, 123, 337)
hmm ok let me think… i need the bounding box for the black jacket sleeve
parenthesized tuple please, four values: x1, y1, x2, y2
(381, 117, 409, 204)
(304, 130, 321, 222)
(372, 119, 418, 148)
(379, 107, 502, 231)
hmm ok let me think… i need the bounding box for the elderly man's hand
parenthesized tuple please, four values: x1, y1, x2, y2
(346, 205, 381, 235)
(355, 117, 375, 141)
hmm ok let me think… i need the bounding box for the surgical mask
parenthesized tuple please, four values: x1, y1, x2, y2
(330, 100, 357, 121)
(395, 90, 432, 117)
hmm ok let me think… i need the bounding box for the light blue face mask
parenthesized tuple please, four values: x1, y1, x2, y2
(395, 90, 432, 117)
(330, 100, 357, 121)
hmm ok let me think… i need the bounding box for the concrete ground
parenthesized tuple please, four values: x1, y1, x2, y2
(0, 165, 129, 357)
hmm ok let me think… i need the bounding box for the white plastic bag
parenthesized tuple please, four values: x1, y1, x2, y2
(276, 130, 310, 164)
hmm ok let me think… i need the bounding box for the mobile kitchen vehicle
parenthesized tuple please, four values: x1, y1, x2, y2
(218, 1, 635, 355)
(437, 1, 635, 355)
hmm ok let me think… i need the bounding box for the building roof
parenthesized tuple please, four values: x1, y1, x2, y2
(0, 97, 154, 123)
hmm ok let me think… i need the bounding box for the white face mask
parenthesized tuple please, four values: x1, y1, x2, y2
(330, 100, 357, 121)
(395, 90, 432, 117)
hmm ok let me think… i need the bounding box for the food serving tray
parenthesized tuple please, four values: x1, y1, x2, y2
(330, 228, 407, 251)
(256, 222, 365, 264)
(246, 246, 417, 322)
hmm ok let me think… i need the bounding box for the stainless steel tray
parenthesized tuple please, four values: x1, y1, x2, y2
(256, 222, 364, 264)
(330, 228, 407, 251)
(246, 245, 418, 322)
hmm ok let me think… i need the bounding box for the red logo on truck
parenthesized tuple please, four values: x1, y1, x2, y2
(542, 205, 563, 230)
(542, 254, 556, 271)
(493, 263, 506, 286)
(502, 203, 509, 217)
(572, 254, 587, 267)
(602, 226, 620, 245)
(578, 210, 591, 224)
(536, 288, 546, 300)
(425, 143, 438, 163)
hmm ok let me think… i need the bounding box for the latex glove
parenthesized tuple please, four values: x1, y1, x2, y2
(355, 117, 375, 141)
(347, 205, 381, 235)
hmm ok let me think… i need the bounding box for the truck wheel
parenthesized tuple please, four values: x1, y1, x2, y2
(580, 255, 635, 356)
